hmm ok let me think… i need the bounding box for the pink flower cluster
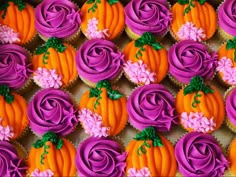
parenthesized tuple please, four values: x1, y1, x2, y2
(177, 22, 206, 42)
(85, 17, 109, 39)
(0, 24, 20, 44)
(216, 57, 236, 85)
(33, 68, 62, 88)
(128, 167, 151, 177)
(31, 169, 54, 177)
(0, 118, 14, 141)
(124, 60, 156, 85)
(181, 112, 216, 133)
(78, 108, 109, 137)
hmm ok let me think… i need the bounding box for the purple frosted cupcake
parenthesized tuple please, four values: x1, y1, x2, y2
(75, 136, 127, 177)
(175, 132, 228, 177)
(27, 88, 79, 136)
(35, 0, 81, 41)
(225, 87, 236, 133)
(168, 40, 218, 86)
(0, 44, 32, 91)
(76, 39, 124, 87)
(124, 0, 172, 40)
(127, 84, 178, 132)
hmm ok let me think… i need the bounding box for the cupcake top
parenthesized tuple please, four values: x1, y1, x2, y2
(35, 0, 81, 39)
(226, 87, 236, 125)
(127, 84, 178, 132)
(0, 44, 32, 90)
(125, 0, 171, 37)
(168, 40, 218, 84)
(76, 39, 124, 84)
(75, 136, 127, 177)
(175, 132, 228, 177)
(218, 0, 236, 37)
(27, 88, 79, 136)
(0, 141, 27, 177)
(229, 139, 236, 176)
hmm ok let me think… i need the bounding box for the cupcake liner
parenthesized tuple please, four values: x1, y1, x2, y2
(12, 141, 28, 159)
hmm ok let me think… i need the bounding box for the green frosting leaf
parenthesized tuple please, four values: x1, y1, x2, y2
(0, 85, 14, 104)
(178, 0, 206, 15)
(88, 0, 101, 13)
(108, 90, 123, 100)
(226, 37, 236, 62)
(177, 0, 189, 4)
(0, 0, 26, 19)
(87, 0, 95, 3)
(108, 0, 119, 5)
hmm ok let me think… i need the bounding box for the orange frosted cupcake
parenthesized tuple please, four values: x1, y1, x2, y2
(126, 127, 177, 177)
(123, 32, 168, 85)
(32, 37, 78, 89)
(229, 138, 236, 176)
(0, 1, 36, 45)
(0, 85, 28, 141)
(78, 80, 128, 137)
(80, 0, 124, 40)
(175, 76, 225, 133)
(170, 0, 217, 41)
(28, 131, 77, 177)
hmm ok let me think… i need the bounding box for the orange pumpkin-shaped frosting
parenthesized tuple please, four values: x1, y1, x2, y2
(0, 87, 28, 140)
(229, 139, 236, 176)
(126, 127, 177, 177)
(79, 81, 128, 136)
(28, 132, 76, 176)
(176, 77, 225, 133)
(0, 2, 36, 45)
(80, 0, 124, 40)
(32, 40, 78, 88)
(170, 1, 216, 41)
(123, 33, 168, 85)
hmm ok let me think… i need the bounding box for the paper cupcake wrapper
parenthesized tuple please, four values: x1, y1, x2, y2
(12, 140, 28, 159)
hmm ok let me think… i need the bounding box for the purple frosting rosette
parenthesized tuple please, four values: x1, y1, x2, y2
(226, 87, 236, 126)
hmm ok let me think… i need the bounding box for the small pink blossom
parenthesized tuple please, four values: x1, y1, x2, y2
(128, 167, 151, 177)
(0, 24, 20, 44)
(79, 108, 109, 137)
(31, 169, 54, 177)
(216, 57, 233, 72)
(85, 18, 109, 39)
(0, 118, 14, 141)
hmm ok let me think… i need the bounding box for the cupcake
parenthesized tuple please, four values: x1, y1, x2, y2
(218, 0, 236, 41)
(75, 136, 127, 177)
(76, 39, 124, 87)
(78, 80, 128, 137)
(0, 1, 37, 45)
(175, 76, 225, 133)
(225, 86, 236, 132)
(0, 44, 32, 92)
(175, 132, 228, 177)
(32, 37, 78, 89)
(229, 138, 236, 176)
(127, 84, 178, 132)
(0, 85, 28, 141)
(27, 88, 79, 136)
(168, 40, 218, 86)
(35, 0, 81, 42)
(123, 32, 168, 85)
(0, 141, 27, 177)
(216, 39, 236, 86)
(28, 131, 76, 177)
(80, 0, 124, 40)
(170, 0, 216, 41)
(126, 127, 177, 177)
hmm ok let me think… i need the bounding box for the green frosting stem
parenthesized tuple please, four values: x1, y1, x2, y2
(0, 85, 14, 104)
(177, 0, 206, 15)
(226, 37, 236, 62)
(87, 0, 118, 13)
(0, 0, 26, 19)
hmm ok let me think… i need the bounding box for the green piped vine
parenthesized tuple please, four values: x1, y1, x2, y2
(0, 85, 14, 104)
(32, 131, 64, 165)
(226, 37, 236, 62)
(135, 32, 163, 60)
(184, 76, 214, 108)
(87, 0, 118, 13)
(35, 37, 66, 64)
(89, 80, 123, 109)
(178, 0, 206, 15)
(0, 0, 26, 19)
(134, 126, 163, 156)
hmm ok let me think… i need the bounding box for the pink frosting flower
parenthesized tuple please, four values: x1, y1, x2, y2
(85, 18, 109, 39)
(0, 24, 20, 44)
(31, 169, 54, 177)
(128, 167, 151, 177)
(79, 108, 110, 137)
(0, 118, 14, 141)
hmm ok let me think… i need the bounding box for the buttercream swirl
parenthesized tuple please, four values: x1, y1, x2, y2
(0, 141, 27, 177)
(35, 0, 81, 38)
(175, 132, 228, 177)
(125, 0, 171, 36)
(76, 39, 124, 83)
(168, 40, 218, 84)
(127, 84, 178, 132)
(75, 137, 127, 177)
(0, 44, 32, 89)
(218, 0, 236, 36)
(226, 87, 236, 125)
(27, 88, 79, 136)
